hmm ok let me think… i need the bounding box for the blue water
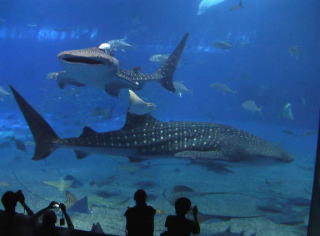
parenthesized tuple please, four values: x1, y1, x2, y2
(0, 0, 319, 235)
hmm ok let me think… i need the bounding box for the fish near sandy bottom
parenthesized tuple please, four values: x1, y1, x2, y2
(54, 33, 189, 97)
(208, 227, 256, 236)
(10, 86, 293, 164)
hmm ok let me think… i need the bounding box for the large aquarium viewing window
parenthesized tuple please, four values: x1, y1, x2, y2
(0, 0, 319, 235)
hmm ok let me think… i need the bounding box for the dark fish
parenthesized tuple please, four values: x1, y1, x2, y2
(90, 175, 116, 187)
(10, 86, 293, 163)
(264, 212, 305, 225)
(282, 129, 296, 136)
(189, 159, 233, 174)
(135, 180, 158, 189)
(172, 185, 239, 196)
(197, 211, 260, 223)
(257, 197, 308, 225)
(173, 185, 194, 193)
(13, 137, 26, 152)
(64, 175, 83, 188)
(286, 197, 310, 207)
(209, 226, 255, 236)
(256, 202, 285, 213)
(0, 141, 11, 148)
(163, 187, 243, 207)
(229, 0, 243, 11)
(95, 190, 120, 199)
(55, 33, 189, 97)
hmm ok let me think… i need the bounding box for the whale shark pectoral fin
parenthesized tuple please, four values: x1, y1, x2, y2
(57, 74, 85, 89)
(74, 150, 89, 160)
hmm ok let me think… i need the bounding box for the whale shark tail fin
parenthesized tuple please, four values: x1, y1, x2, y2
(10, 86, 60, 160)
(157, 33, 189, 93)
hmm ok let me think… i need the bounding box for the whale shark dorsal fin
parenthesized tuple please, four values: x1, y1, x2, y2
(123, 112, 158, 130)
(80, 126, 97, 138)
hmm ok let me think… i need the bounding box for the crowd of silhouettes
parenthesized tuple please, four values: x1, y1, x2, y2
(0, 189, 200, 236)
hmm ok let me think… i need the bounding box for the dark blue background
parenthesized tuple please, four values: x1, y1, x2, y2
(0, 0, 319, 130)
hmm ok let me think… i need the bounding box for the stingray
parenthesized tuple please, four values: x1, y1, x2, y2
(209, 226, 256, 236)
(64, 175, 83, 188)
(264, 212, 306, 225)
(256, 197, 308, 225)
(256, 198, 287, 213)
(172, 185, 238, 196)
(285, 197, 310, 207)
(90, 175, 116, 187)
(196, 211, 260, 223)
(135, 180, 158, 189)
(68, 196, 90, 214)
(13, 137, 27, 152)
(95, 190, 121, 199)
(43, 178, 73, 192)
(163, 186, 247, 207)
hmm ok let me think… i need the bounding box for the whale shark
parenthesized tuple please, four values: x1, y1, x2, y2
(53, 33, 189, 97)
(10, 86, 293, 163)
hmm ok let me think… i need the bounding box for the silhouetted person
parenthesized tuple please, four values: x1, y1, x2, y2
(34, 201, 74, 236)
(163, 197, 200, 236)
(0, 190, 34, 236)
(124, 189, 156, 236)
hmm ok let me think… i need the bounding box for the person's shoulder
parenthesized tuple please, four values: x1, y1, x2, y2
(165, 215, 176, 221)
(147, 206, 156, 213)
(15, 212, 32, 222)
(124, 207, 133, 216)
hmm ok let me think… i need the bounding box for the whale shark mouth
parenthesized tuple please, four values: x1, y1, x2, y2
(61, 56, 104, 65)
(58, 47, 119, 66)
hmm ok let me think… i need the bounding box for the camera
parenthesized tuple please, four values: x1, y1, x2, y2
(14, 190, 24, 202)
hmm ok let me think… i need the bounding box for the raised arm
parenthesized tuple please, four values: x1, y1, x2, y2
(59, 203, 74, 230)
(192, 206, 200, 234)
(16, 190, 34, 216)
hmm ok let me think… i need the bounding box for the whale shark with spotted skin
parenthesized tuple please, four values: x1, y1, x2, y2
(10, 86, 293, 163)
(53, 33, 189, 97)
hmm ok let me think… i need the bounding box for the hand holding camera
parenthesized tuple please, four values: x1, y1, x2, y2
(59, 203, 66, 213)
(192, 206, 198, 216)
(48, 201, 60, 209)
(15, 190, 25, 203)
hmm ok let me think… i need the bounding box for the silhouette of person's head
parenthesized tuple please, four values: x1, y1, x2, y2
(42, 210, 57, 228)
(134, 189, 147, 206)
(175, 197, 191, 216)
(1, 191, 18, 213)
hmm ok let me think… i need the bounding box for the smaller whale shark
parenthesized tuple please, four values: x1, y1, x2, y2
(10, 86, 293, 164)
(53, 33, 189, 97)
